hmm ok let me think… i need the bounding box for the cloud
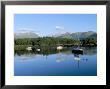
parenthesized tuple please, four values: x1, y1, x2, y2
(16, 28, 36, 32)
(55, 26, 64, 30)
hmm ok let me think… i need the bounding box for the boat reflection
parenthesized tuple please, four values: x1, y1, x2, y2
(15, 47, 94, 65)
(56, 50, 65, 63)
(73, 54, 81, 68)
(72, 49, 88, 68)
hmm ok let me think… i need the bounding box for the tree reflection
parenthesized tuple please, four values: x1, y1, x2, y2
(15, 47, 96, 56)
(15, 47, 96, 66)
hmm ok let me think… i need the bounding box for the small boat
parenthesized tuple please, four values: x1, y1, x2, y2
(36, 48, 40, 51)
(32, 47, 40, 51)
(57, 46, 63, 50)
(72, 48, 83, 54)
(26, 47, 32, 51)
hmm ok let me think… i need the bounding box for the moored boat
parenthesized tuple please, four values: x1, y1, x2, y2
(72, 48, 83, 54)
(57, 46, 63, 50)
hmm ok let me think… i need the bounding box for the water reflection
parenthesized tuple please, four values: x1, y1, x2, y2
(15, 47, 96, 67)
(14, 47, 97, 76)
(15, 47, 96, 60)
(15, 47, 96, 55)
(54, 47, 90, 68)
(74, 54, 82, 68)
(56, 52, 65, 63)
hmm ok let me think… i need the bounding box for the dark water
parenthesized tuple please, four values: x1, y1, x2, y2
(14, 47, 97, 76)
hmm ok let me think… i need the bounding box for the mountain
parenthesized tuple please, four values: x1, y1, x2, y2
(14, 30, 97, 40)
(57, 31, 97, 40)
(14, 31, 39, 39)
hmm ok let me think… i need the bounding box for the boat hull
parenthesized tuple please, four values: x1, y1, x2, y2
(72, 49, 83, 54)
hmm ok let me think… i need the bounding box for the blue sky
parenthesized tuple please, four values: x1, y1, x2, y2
(14, 14, 97, 36)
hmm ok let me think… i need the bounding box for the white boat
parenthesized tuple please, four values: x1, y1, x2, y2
(57, 46, 63, 50)
(36, 48, 40, 51)
(26, 47, 32, 50)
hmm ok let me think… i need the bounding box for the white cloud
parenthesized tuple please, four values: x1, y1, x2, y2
(55, 26, 64, 30)
(16, 28, 36, 32)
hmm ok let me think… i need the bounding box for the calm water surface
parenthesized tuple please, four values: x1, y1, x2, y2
(14, 47, 97, 76)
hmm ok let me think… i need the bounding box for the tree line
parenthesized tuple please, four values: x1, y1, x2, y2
(14, 37, 97, 47)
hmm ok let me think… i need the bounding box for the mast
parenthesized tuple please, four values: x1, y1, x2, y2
(77, 32, 80, 48)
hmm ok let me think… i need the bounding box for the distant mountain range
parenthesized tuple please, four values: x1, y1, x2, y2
(14, 31, 97, 40)
(14, 31, 39, 39)
(57, 31, 97, 40)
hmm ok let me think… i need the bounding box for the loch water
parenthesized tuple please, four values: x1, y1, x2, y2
(14, 47, 97, 76)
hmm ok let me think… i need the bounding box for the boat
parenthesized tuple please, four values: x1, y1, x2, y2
(56, 26, 63, 50)
(72, 32, 83, 54)
(36, 48, 40, 51)
(26, 46, 40, 52)
(57, 46, 63, 50)
(72, 48, 83, 54)
(26, 47, 32, 51)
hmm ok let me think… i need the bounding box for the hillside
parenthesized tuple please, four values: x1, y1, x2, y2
(57, 31, 97, 40)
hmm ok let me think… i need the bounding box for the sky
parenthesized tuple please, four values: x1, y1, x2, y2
(14, 14, 97, 36)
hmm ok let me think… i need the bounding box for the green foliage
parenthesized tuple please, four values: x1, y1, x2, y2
(80, 38, 97, 47)
(14, 37, 97, 51)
